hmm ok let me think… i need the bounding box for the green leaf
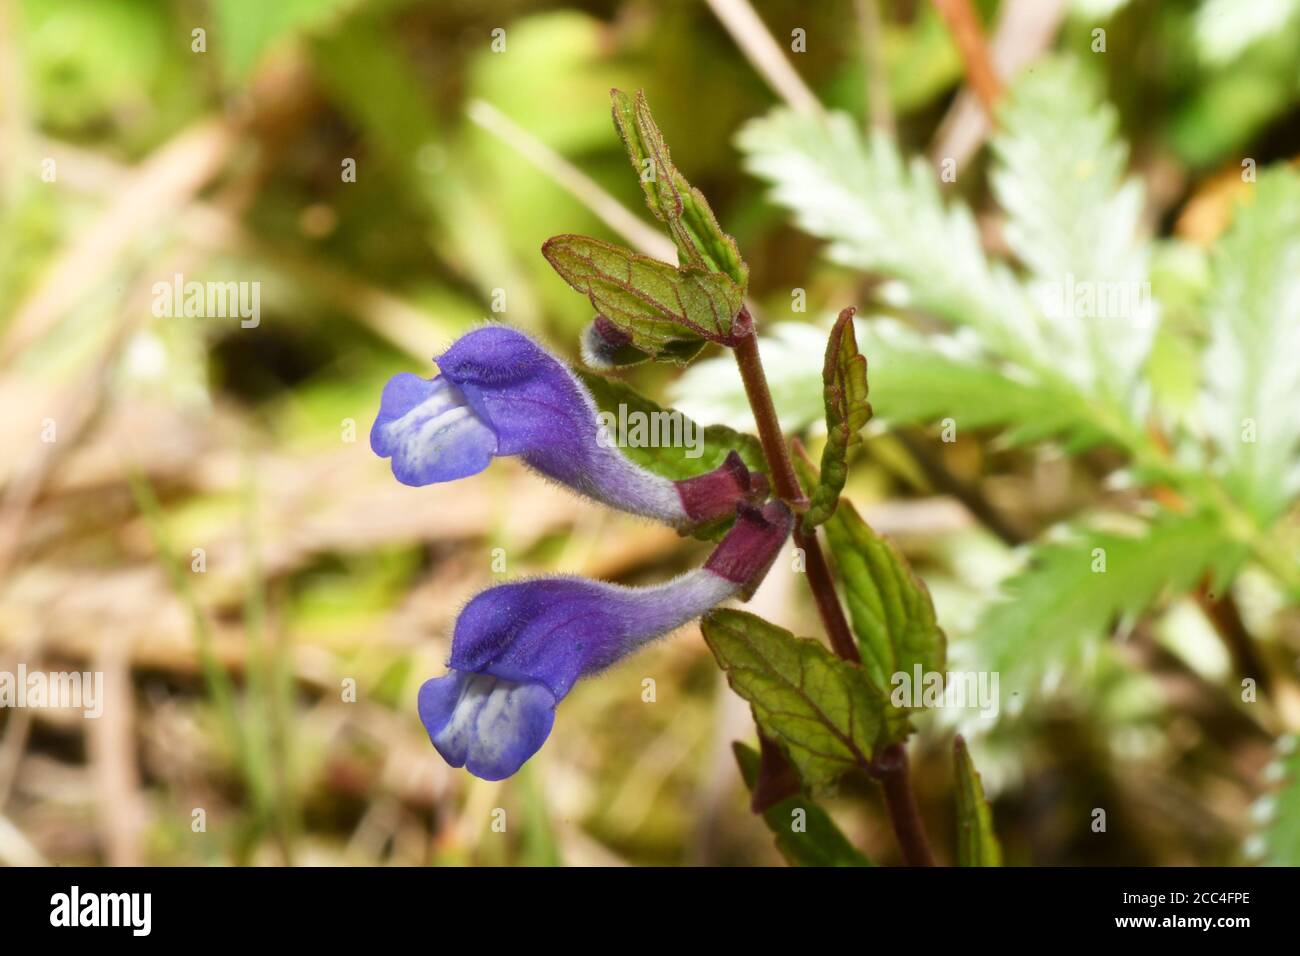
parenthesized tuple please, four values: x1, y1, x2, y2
(1168, 62, 1296, 169)
(1255, 734, 1300, 865)
(733, 743, 873, 866)
(970, 513, 1246, 693)
(1201, 168, 1300, 525)
(1193, 0, 1300, 65)
(819, 491, 947, 698)
(991, 57, 1154, 400)
(857, 321, 1102, 448)
(542, 234, 746, 360)
(667, 323, 825, 432)
(702, 610, 889, 791)
(579, 318, 706, 369)
(953, 736, 1002, 866)
(805, 308, 872, 530)
(610, 89, 748, 288)
(668, 319, 1103, 449)
(738, 108, 1042, 371)
(578, 371, 764, 481)
(737, 94, 1152, 449)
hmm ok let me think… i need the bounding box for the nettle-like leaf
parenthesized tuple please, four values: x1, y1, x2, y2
(702, 609, 897, 791)
(953, 736, 1002, 867)
(804, 309, 872, 531)
(969, 512, 1245, 694)
(611, 89, 748, 288)
(732, 742, 873, 867)
(991, 57, 1156, 400)
(820, 492, 947, 698)
(542, 234, 748, 364)
(1254, 734, 1300, 865)
(1200, 169, 1300, 526)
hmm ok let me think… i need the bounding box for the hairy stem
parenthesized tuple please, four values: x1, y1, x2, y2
(794, 525, 860, 663)
(732, 316, 937, 866)
(732, 322, 858, 663)
(874, 743, 936, 866)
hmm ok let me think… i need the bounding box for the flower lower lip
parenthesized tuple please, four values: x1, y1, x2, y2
(419, 672, 557, 782)
(371, 374, 497, 486)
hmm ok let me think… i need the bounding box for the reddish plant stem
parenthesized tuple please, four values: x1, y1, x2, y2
(732, 325, 858, 663)
(731, 322, 807, 507)
(732, 317, 936, 866)
(794, 527, 859, 664)
(874, 743, 936, 866)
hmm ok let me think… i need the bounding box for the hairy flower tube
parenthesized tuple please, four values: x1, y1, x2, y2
(370, 325, 765, 529)
(419, 501, 793, 780)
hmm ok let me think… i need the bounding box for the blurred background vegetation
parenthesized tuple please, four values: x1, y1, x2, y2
(1, 0, 1298, 866)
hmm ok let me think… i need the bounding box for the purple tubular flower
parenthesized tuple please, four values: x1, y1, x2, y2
(419, 501, 793, 780)
(370, 325, 765, 529)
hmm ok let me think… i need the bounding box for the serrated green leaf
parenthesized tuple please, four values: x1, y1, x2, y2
(953, 736, 1002, 866)
(702, 610, 888, 791)
(738, 108, 1043, 371)
(733, 743, 873, 866)
(542, 234, 745, 360)
(991, 57, 1154, 400)
(1257, 734, 1300, 865)
(1201, 169, 1300, 525)
(970, 513, 1246, 693)
(805, 309, 872, 530)
(611, 89, 748, 288)
(738, 91, 1152, 450)
(858, 320, 1104, 447)
(820, 493, 947, 698)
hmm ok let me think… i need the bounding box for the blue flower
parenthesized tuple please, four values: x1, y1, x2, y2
(419, 501, 793, 780)
(371, 325, 764, 529)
